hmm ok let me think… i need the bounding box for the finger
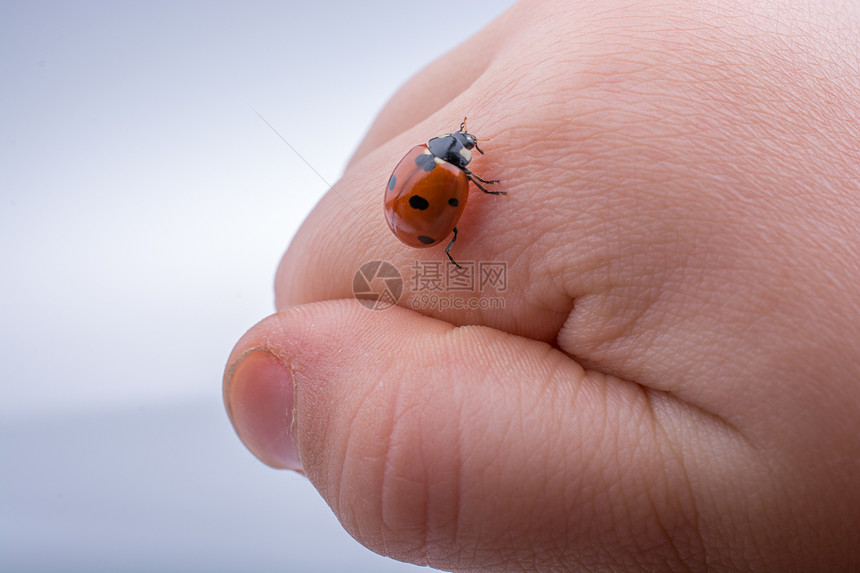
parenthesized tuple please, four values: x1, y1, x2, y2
(275, 93, 586, 343)
(274, 0, 636, 344)
(222, 300, 755, 570)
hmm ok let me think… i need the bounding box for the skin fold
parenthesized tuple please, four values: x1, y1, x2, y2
(224, 0, 860, 570)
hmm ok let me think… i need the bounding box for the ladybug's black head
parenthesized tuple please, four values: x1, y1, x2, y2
(452, 130, 484, 155)
(427, 119, 488, 169)
(456, 118, 485, 154)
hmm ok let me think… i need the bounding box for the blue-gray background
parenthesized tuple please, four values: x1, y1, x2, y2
(0, 2, 515, 571)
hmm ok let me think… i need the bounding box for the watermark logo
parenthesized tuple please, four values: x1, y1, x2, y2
(352, 260, 403, 310)
(407, 260, 507, 310)
(409, 261, 507, 293)
(353, 259, 507, 311)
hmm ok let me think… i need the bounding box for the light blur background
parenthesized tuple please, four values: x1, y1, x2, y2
(0, 2, 516, 571)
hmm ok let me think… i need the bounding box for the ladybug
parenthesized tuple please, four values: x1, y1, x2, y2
(384, 118, 505, 268)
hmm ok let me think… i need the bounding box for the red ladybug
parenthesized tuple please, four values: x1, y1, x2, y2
(384, 119, 505, 268)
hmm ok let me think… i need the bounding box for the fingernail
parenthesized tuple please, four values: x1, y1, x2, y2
(223, 348, 302, 471)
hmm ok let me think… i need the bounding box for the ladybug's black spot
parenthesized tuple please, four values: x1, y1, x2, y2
(387, 174, 396, 190)
(448, 198, 459, 207)
(414, 153, 436, 172)
(409, 195, 429, 210)
(417, 235, 435, 245)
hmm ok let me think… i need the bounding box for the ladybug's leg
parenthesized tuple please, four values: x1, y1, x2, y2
(464, 169, 506, 195)
(445, 227, 463, 269)
(468, 170, 499, 184)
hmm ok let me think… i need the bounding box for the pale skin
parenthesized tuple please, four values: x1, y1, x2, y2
(223, 0, 860, 570)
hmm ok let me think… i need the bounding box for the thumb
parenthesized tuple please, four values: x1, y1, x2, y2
(223, 300, 673, 570)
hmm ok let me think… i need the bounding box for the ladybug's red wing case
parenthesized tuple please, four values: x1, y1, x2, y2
(384, 145, 469, 248)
